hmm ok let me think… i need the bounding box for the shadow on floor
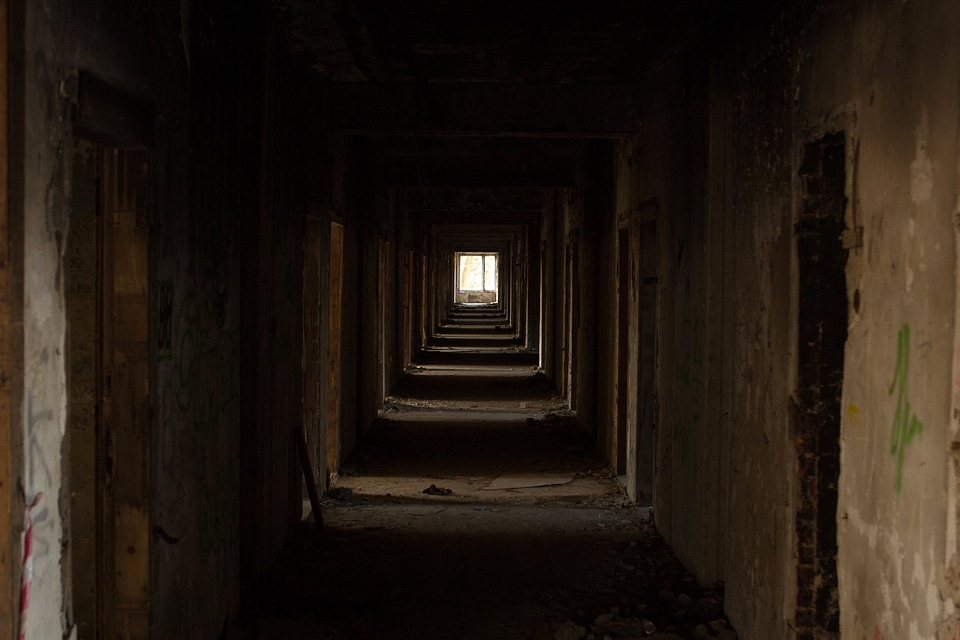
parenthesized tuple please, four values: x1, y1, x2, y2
(234, 368, 737, 640)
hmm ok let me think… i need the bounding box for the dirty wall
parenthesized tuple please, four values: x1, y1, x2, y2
(18, 1, 323, 636)
(236, 16, 317, 586)
(562, 142, 609, 438)
(794, 1, 960, 637)
(20, 1, 183, 636)
(154, 3, 257, 635)
(615, 48, 743, 595)
(625, 0, 960, 638)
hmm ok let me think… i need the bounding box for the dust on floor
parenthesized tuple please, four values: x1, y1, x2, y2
(237, 408, 737, 640)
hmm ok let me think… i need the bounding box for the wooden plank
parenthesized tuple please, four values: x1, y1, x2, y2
(294, 427, 323, 531)
(326, 223, 343, 475)
(98, 148, 151, 639)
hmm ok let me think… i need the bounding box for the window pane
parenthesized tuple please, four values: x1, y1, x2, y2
(459, 255, 484, 291)
(483, 254, 497, 292)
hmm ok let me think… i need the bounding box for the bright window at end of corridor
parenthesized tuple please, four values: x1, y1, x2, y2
(457, 253, 498, 304)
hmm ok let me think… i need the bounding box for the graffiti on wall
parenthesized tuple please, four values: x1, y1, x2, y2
(157, 283, 238, 436)
(847, 402, 861, 428)
(889, 323, 923, 495)
(863, 626, 884, 640)
(197, 455, 238, 565)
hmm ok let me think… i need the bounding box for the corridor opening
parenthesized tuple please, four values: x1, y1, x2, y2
(455, 251, 499, 305)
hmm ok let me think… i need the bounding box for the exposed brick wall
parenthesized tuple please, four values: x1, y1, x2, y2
(794, 132, 847, 639)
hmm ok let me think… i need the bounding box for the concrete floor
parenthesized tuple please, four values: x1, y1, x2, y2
(238, 368, 737, 640)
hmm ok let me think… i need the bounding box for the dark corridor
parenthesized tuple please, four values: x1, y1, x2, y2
(11, 0, 960, 638)
(240, 364, 732, 640)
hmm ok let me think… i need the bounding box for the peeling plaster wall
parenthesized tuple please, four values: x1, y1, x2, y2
(21, 1, 181, 636)
(793, 1, 960, 637)
(20, 2, 320, 636)
(632, 0, 960, 637)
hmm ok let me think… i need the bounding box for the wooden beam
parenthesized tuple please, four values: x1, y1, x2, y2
(406, 187, 548, 212)
(70, 73, 155, 149)
(382, 155, 575, 187)
(324, 83, 642, 137)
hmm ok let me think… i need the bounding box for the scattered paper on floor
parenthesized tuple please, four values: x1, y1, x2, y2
(483, 472, 576, 490)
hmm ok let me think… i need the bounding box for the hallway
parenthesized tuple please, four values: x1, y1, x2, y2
(244, 368, 730, 640)
(8, 0, 960, 638)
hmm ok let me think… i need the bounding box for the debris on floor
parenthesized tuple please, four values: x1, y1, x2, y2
(239, 369, 740, 640)
(324, 487, 354, 501)
(422, 483, 453, 495)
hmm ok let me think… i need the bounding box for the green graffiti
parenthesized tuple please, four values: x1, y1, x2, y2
(889, 324, 923, 495)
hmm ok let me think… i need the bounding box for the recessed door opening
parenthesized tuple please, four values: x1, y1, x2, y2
(635, 216, 658, 506)
(794, 132, 847, 636)
(67, 143, 151, 637)
(327, 221, 344, 480)
(302, 215, 323, 498)
(615, 227, 629, 476)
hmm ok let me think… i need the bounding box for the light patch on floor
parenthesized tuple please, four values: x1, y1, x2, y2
(483, 472, 576, 490)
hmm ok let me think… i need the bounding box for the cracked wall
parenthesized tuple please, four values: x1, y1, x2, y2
(606, 1, 960, 638)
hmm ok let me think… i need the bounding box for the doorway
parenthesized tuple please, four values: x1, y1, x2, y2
(326, 222, 343, 479)
(67, 143, 151, 637)
(566, 234, 580, 411)
(302, 215, 324, 493)
(794, 132, 847, 635)
(636, 217, 658, 505)
(615, 226, 629, 476)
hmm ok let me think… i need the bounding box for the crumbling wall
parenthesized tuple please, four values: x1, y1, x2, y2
(19, 1, 321, 636)
(793, 1, 960, 637)
(635, 1, 960, 638)
(20, 1, 183, 636)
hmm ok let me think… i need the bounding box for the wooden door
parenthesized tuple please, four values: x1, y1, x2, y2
(326, 223, 343, 475)
(302, 216, 324, 490)
(98, 148, 151, 638)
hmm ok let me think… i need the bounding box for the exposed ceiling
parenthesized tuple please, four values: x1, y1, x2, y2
(272, 0, 708, 84)
(269, 1, 723, 188)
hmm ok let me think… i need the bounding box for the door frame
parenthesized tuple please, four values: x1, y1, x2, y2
(71, 72, 155, 639)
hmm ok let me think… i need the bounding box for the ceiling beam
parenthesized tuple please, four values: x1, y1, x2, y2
(382, 154, 575, 187)
(324, 83, 642, 137)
